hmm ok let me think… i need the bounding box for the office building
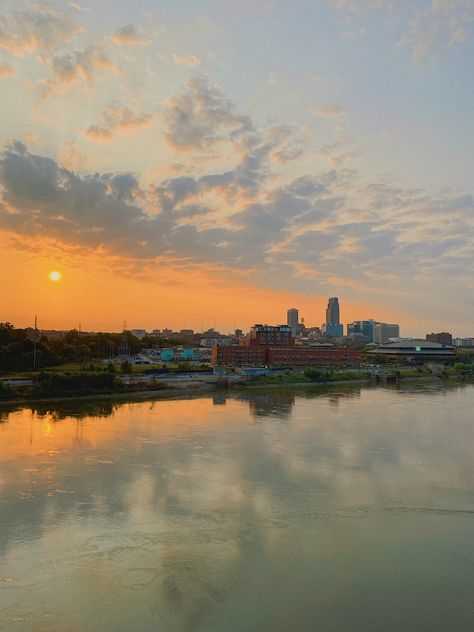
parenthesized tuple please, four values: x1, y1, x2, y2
(321, 323, 344, 338)
(374, 323, 400, 344)
(287, 308, 299, 336)
(454, 338, 474, 348)
(426, 332, 452, 345)
(244, 324, 294, 347)
(326, 297, 340, 325)
(347, 320, 379, 344)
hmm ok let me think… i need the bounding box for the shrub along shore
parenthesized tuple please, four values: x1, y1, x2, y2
(1, 364, 472, 406)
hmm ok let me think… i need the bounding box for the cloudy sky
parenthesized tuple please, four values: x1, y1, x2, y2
(0, 0, 473, 334)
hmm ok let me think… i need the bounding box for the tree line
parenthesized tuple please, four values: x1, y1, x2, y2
(0, 323, 178, 372)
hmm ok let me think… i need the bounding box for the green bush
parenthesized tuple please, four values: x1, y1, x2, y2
(34, 371, 118, 397)
(120, 360, 132, 374)
(0, 381, 13, 400)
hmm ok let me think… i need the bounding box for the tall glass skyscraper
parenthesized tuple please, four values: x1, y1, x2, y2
(326, 297, 340, 325)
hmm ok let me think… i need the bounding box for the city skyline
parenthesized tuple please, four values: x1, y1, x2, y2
(6, 293, 474, 340)
(1, 1, 473, 334)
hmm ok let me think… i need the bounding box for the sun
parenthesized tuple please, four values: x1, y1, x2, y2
(48, 270, 62, 282)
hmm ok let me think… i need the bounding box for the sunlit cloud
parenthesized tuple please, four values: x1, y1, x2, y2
(111, 24, 151, 47)
(163, 76, 254, 152)
(0, 2, 83, 56)
(0, 61, 15, 77)
(84, 103, 153, 142)
(398, 0, 474, 61)
(38, 45, 121, 99)
(312, 105, 347, 118)
(171, 54, 202, 67)
(330, 0, 474, 60)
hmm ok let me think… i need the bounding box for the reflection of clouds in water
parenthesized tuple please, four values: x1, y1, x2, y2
(1, 384, 474, 629)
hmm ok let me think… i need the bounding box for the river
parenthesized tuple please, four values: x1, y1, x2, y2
(1, 382, 474, 631)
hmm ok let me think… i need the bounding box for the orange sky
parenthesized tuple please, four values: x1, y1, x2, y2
(0, 1, 472, 338)
(1, 233, 420, 335)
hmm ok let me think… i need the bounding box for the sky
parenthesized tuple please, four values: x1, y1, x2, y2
(0, 0, 473, 336)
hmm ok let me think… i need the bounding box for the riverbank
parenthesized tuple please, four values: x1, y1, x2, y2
(0, 374, 460, 409)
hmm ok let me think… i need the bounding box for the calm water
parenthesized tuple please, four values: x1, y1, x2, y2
(1, 383, 474, 631)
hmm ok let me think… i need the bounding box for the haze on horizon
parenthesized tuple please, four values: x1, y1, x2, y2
(0, 0, 473, 336)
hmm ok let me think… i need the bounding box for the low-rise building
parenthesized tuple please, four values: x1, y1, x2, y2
(212, 345, 360, 368)
(212, 345, 267, 367)
(454, 338, 474, 348)
(368, 340, 456, 364)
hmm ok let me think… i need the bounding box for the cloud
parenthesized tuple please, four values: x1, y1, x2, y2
(83, 124, 113, 142)
(163, 76, 254, 152)
(0, 78, 472, 307)
(84, 103, 153, 141)
(1, 138, 472, 302)
(172, 54, 202, 67)
(398, 0, 474, 61)
(67, 2, 89, 12)
(101, 104, 152, 131)
(38, 45, 121, 98)
(111, 24, 151, 46)
(330, 0, 474, 60)
(312, 105, 347, 118)
(0, 3, 83, 56)
(59, 140, 87, 171)
(0, 61, 15, 78)
(330, 0, 397, 9)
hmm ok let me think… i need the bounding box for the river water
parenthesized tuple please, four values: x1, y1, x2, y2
(1, 382, 474, 631)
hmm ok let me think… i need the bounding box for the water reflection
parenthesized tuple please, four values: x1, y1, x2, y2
(1, 383, 474, 631)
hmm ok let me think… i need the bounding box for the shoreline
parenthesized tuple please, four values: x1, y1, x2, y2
(0, 374, 459, 409)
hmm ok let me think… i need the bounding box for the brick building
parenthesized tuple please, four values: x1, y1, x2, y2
(426, 332, 453, 345)
(266, 347, 360, 367)
(243, 324, 294, 347)
(212, 345, 266, 367)
(212, 345, 360, 368)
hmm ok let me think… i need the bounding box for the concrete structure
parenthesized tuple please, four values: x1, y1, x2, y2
(374, 323, 400, 344)
(212, 345, 360, 368)
(426, 332, 452, 345)
(287, 308, 299, 336)
(368, 340, 456, 364)
(326, 297, 340, 325)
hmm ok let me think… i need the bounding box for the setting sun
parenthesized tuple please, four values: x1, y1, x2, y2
(48, 271, 62, 282)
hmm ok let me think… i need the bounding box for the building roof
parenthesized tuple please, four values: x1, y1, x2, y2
(369, 339, 456, 355)
(378, 340, 454, 349)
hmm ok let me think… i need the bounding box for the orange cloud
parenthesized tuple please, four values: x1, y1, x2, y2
(0, 61, 15, 77)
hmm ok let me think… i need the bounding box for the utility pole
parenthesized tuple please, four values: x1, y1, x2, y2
(33, 315, 38, 370)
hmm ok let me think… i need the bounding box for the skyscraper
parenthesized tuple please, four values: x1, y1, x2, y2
(287, 308, 299, 336)
(326, 297, 340, 325)
(322, 297, 343, 337)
